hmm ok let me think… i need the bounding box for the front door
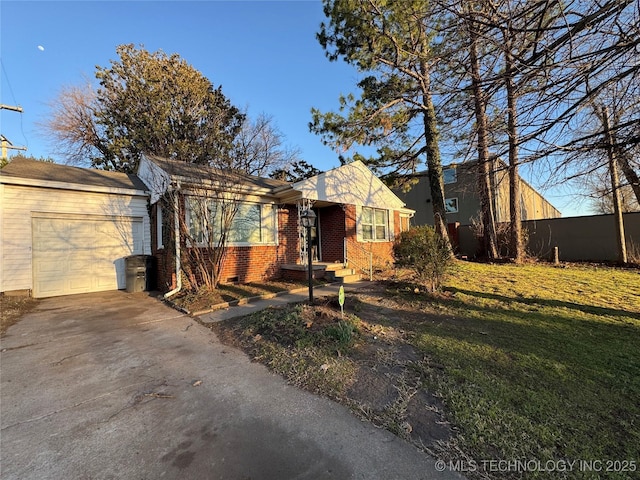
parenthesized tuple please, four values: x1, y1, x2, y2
(311, 208, 320, 262)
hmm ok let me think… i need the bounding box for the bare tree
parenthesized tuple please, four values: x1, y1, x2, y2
(43, 82, 106, 167)
(230, 113, 301, 176)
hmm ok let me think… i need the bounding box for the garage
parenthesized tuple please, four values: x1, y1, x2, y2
(1, 158, 151, 298)
(32, 214, 144, 297)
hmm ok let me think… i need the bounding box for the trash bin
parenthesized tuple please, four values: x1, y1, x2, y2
(125, 255, 148, 293)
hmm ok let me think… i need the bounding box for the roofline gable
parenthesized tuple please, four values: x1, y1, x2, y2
(290, 160, 406, 209)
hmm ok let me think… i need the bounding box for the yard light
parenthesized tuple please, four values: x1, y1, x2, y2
(300, 209, 317, 304)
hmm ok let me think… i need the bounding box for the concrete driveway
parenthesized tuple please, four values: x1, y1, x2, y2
(0, 291, 460, 480)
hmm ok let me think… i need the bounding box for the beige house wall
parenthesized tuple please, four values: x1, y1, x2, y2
(396, 160, 560, 228)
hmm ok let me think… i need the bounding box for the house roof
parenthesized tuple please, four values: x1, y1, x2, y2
(290, 161, 407, 210)
(0, 158, 148, 191)
(144, 155, 289, 192)
(139, 155, 412, 212)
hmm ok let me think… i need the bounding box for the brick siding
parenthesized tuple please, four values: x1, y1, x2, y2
(152, 199, 403, 292)
(153, 202, 300, 292)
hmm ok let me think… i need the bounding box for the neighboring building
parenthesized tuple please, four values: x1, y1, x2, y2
(396, 159, 561, 229)
(0, 158, 151, 297)
(0, 156, 413, 297)
(139, 155, 414, 292)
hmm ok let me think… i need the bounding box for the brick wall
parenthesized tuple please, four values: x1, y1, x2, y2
(152, 200, 407, 290)
(277, 204, 301, 265)
(151, 202, 175, 292)
(153, 203, 300, 292)
(344, 204, 396, 274)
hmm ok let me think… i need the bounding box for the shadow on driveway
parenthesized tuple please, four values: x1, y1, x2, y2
(0, 290, 461, 480)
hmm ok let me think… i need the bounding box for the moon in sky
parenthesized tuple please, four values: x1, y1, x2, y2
(37, 45, 45, 51)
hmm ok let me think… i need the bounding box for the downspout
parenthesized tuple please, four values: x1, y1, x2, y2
(164, 181, 182, 299)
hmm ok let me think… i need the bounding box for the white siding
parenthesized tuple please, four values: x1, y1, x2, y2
(1, 184, 150, 293)
(291, 161, 406, 210)
(137, 155, 170, 204)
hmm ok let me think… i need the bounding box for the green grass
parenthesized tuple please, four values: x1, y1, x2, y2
(211, 261, 640, 478)
(396, 262, 640, 478)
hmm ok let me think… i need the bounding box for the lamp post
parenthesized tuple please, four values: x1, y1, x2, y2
(300, 209, 317, 304)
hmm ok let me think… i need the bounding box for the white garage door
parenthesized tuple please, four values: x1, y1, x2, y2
(32, 214, 144, 298)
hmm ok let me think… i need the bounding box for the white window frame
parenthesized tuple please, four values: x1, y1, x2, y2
(444, 167, 457, 184)
(185, 197, 277, 247)
(399, 213, 411, 232)
(361, 206, 389, 241)
(445, 197, 459, 214)
(156, 204, 164, 249)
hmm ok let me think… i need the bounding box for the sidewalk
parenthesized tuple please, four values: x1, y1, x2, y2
(197, 281, 372, 323)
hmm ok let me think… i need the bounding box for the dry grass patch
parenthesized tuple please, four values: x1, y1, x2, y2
(172, 279, 327, 313)
(1, 295, 39, 336)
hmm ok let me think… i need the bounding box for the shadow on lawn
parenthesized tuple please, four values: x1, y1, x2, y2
(359, 282, 640, 375)
(447, 287, 640, 320)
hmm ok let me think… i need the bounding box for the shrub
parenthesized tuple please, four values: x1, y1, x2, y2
(393, 225, 453, 292)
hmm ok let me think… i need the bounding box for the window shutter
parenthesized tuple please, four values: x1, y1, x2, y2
(355, 205, 363, 242)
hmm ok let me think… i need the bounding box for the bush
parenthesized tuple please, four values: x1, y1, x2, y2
(393, 226, 453, 292)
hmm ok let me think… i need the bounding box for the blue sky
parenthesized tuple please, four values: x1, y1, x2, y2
(1, 0, 588, 216)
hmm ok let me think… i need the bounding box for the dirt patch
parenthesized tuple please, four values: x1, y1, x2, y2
(171, 279, 327, 313)
(1, 295, 39, 337)
(209, 289, 454, 454)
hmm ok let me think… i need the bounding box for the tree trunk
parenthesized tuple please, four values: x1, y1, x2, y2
(602, 106, 627, 264)
(420, 60, 451, 250)
(504, 34, 524, 263)
(616, 148, 640, 206)
(466, 14, 498, 259)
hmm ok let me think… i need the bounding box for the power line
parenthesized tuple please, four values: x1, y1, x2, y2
(1, 59, 20, 107)
(1, 60, 29, 149)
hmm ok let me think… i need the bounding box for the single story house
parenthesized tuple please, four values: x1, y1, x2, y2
(0, 158, 150, 297)
(1, 155, 414, 297)
(138, 155, 414, 293)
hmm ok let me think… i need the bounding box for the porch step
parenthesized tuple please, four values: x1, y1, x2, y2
(323, 262, 348, 272)
(325, 267, 361, 283)
(325, 268, 355, 280)
(338, 273, 362, 284)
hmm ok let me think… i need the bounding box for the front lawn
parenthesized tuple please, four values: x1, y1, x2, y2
(211, 261, 640, 479)
(406, 262, 640, 478)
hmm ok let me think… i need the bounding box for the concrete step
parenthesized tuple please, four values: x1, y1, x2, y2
(326, 268, 355, 280)
(325, 267, 354, 282)
(337, 273, 361, 284)
(323, 262, 348, 272)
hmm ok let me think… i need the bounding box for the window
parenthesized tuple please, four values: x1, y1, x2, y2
(157, 204, 164, 249)
(229, 203, 262, 243)
(362, 207, 389, 241)
(186, 197, 276, 245)
(399, 214, 411, 232)
(445, 197, 459, 213)
(443, 167, 457, 184)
